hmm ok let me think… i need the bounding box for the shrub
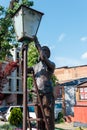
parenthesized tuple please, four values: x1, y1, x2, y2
(56, 112, 65, 123)
(58, 118, 65, 123)
(8, 108, 23, 127)
(58, 112, 63, 120)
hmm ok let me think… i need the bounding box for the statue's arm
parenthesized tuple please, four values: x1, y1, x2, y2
(34, 37, 42, 52)
(44, 57, 55, 71)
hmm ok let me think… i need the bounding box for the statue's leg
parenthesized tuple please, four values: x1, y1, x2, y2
(42, 93, 55, 130)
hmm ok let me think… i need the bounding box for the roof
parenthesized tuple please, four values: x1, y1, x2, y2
(59, 77, 87, 86)
(56, 64, 87, 69)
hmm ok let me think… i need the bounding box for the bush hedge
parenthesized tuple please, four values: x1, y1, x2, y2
(8, 107, 23, 127)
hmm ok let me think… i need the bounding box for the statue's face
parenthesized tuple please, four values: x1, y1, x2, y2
(42, 46, 50, 58)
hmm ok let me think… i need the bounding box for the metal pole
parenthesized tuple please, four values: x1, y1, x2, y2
(23, 43, 28, 130)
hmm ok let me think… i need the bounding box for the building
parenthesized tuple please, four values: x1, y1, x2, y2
(74, 81, 87, 127)
(54, 65, 87, 116)
(1, 47, 23, 106)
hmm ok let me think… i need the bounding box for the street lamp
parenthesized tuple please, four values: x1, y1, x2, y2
(12, 5, 43, 42)
(12, 4, 43, 130)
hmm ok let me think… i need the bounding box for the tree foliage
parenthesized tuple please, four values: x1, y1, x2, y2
(28, 42, 39, 67)
(51, 74, 58, 87)
(0, 60, 19, 103)
(27, 42, 39, 100)
(0, 5, 14, 60)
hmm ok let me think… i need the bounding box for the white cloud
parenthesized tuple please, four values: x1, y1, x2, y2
(81, 52, 87, 59)
(58, 33, 66, 42)
(80, 37, 87, 42)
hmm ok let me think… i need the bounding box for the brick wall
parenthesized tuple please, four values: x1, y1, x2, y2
(54, 65, 87, 83)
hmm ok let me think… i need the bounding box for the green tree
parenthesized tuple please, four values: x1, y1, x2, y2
(27, 42, 39, 100)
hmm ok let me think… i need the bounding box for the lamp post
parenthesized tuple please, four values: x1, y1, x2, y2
(12, 5, 43, 130)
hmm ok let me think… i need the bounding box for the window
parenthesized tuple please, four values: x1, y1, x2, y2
(17, 52, 19, 59)
(17, 79, 19, 91)
(9, 79, 11, 91)
(17, 66, 19, 76)
(79, 87, 87, 100)
(59, 88, 62, 97)
(57, 88, 62, 98)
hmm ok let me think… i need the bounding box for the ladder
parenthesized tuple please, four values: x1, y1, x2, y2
(27, 71, 49, 130)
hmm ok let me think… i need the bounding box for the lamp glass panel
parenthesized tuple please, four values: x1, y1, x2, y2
(13, 8, 23, 41)
(23, 7, 42, 38)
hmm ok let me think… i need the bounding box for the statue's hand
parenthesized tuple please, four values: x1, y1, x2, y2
(33, 36, 39, 44)
(40, 50, 46, 61)
(35, 36, 38, 43)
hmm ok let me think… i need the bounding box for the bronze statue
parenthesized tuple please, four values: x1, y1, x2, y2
(28, 37, 55, 130)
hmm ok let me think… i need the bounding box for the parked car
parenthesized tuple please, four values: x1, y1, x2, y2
(4, 105, 36, 121)
(0, 106, 9, 121)
(0, 106, 9, 114)
(54, 102, 62, 120)
(28, 106, 36, 119)
(0, 112, 5, 121)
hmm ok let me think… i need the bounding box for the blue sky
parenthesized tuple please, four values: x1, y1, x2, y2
(1, 0, 87, 68)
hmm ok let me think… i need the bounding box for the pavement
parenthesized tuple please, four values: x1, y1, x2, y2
(0, 121, 87, 130)
(55, 122, 87, 130)
(55, 122, 79, 130)
(0, 121, 75, 130)
(0, 120, 8, 125)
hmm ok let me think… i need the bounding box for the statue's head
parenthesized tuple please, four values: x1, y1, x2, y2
(42, 46, 50, 58)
